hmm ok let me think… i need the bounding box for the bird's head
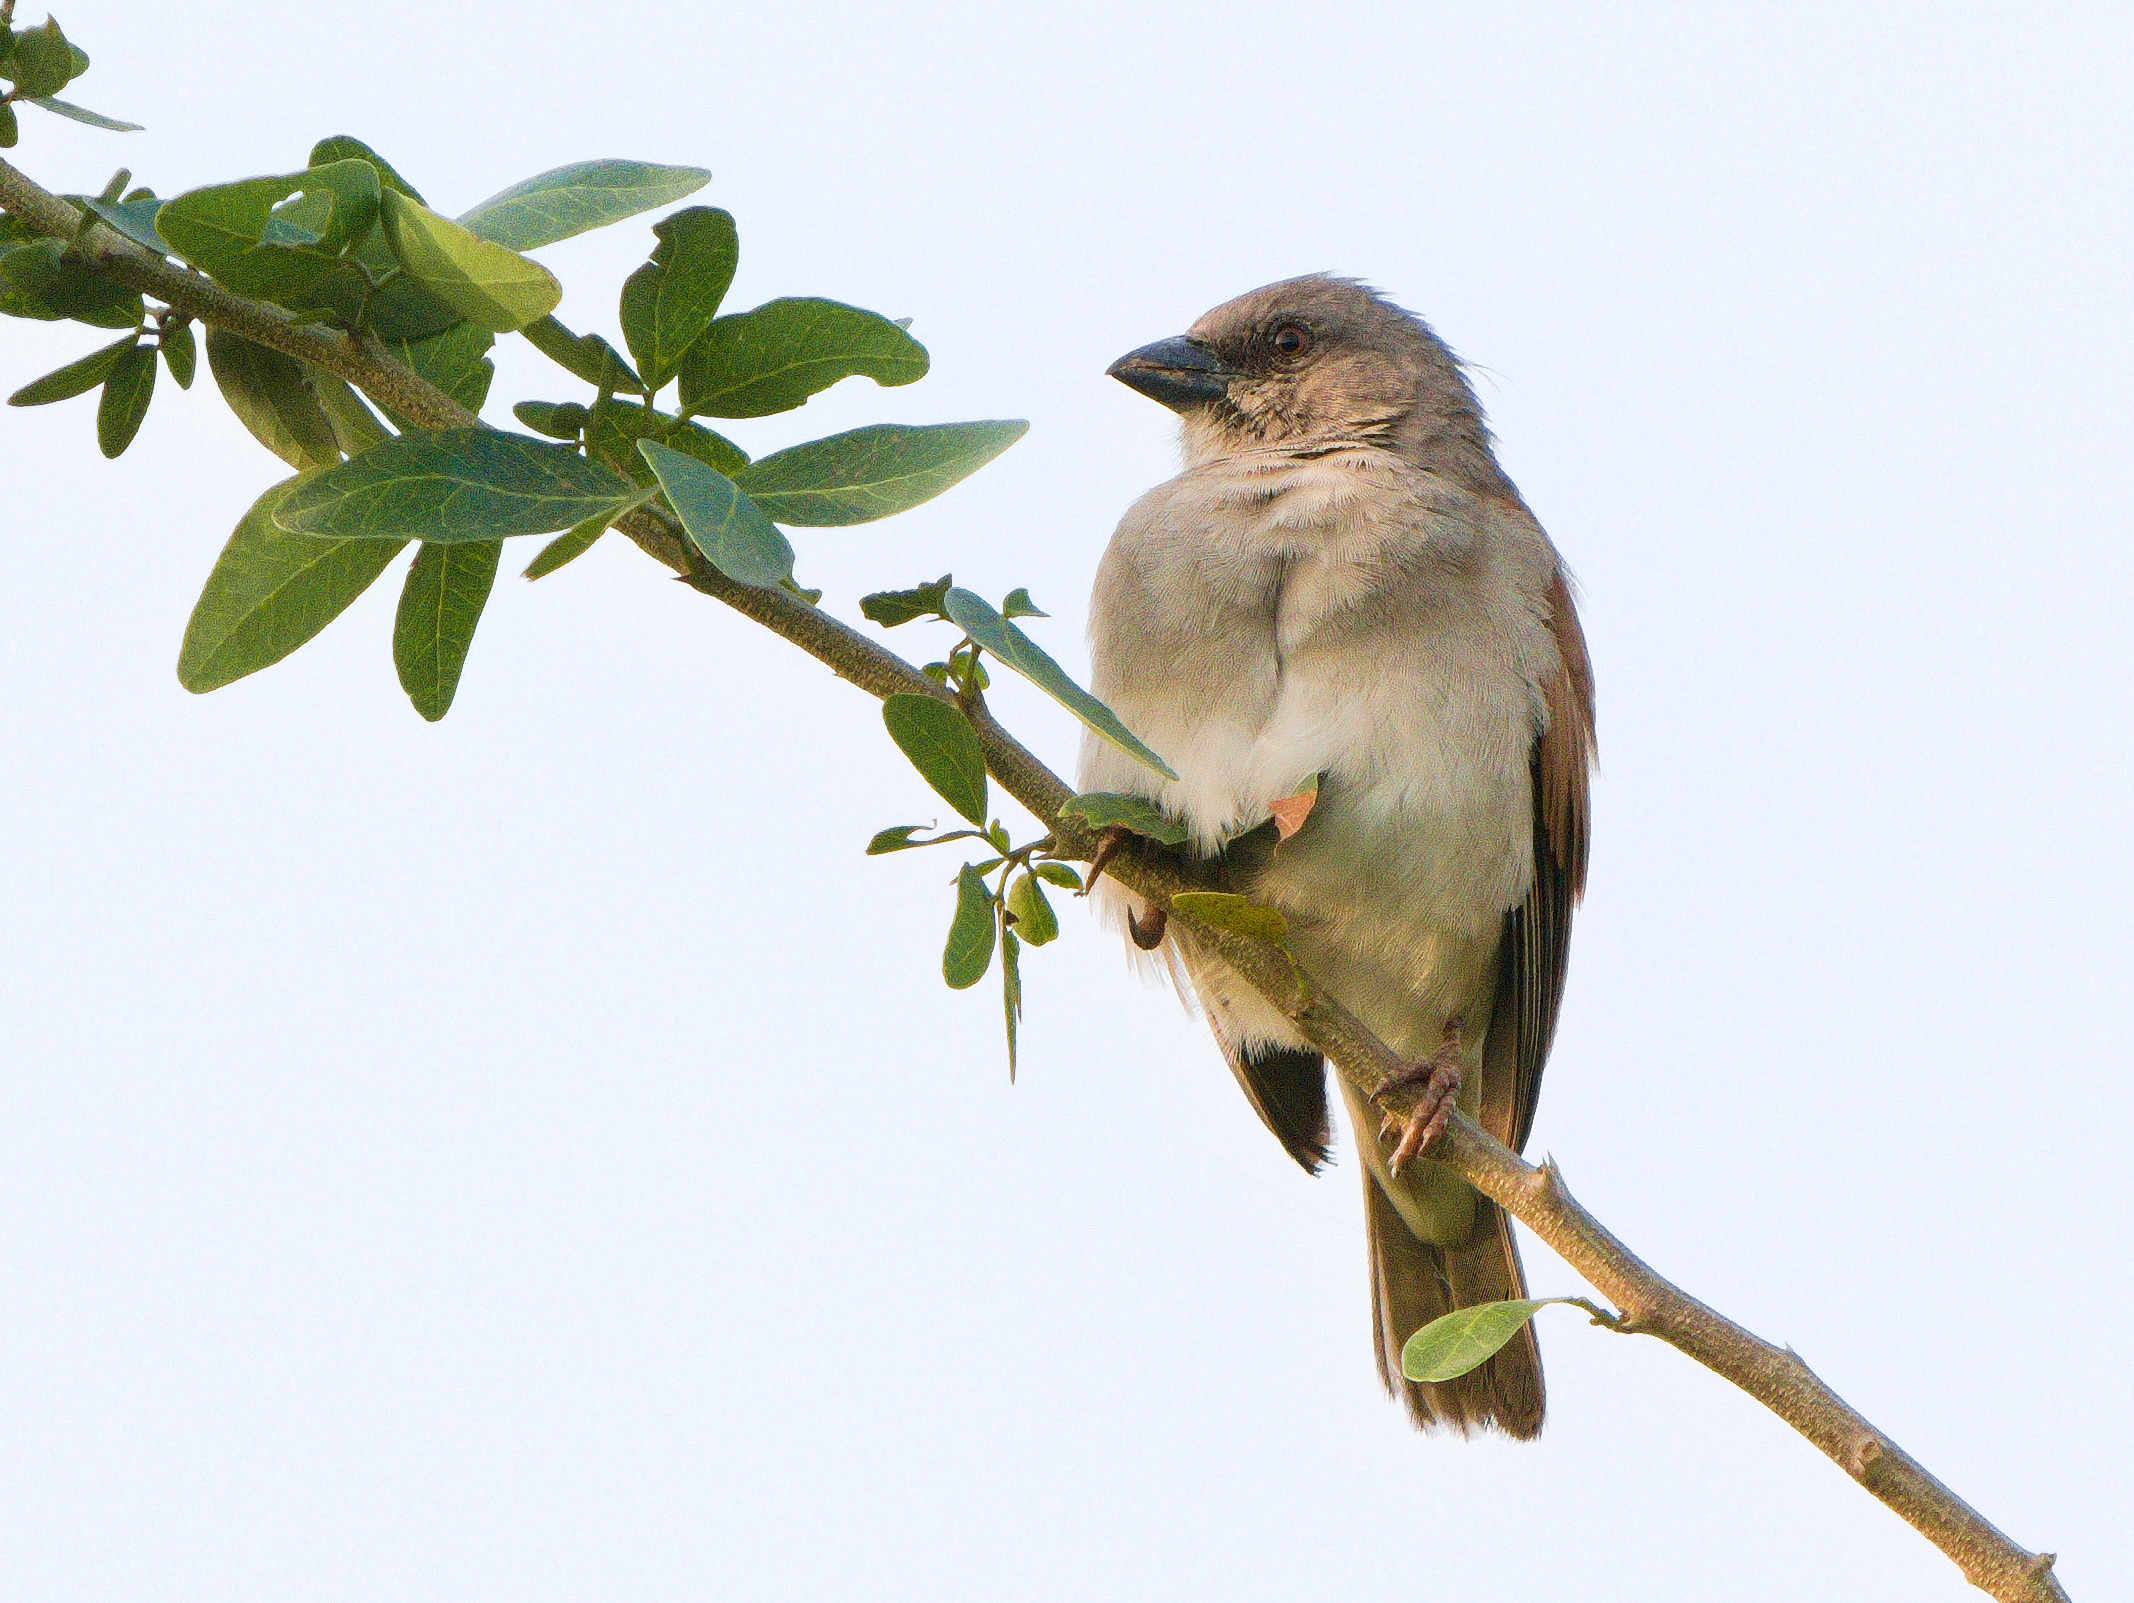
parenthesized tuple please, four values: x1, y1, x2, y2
(1106, 275, 1507, 492)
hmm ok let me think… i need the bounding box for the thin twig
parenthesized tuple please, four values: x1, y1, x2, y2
(0, 152, 2071, 1602)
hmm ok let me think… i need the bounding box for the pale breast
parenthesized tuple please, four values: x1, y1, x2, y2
(1080, 448, 1559, 1054)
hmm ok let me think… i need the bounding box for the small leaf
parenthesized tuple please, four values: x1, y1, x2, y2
(278, 428, 644, 540)
(1001, 927, 1022, 1079)
(1400, 1300, 1557, 1384)
(0, 102, 16, 149)
(512, 400, 588, 440)
(8, 334, 133, 406)
(394, 539, 501, 720)
(1270, 774, 1321, 841)
(379, 188, 561, 333)
(1001, 587, 1046, 618)
(1170, 891, 1289, 945)
(82, 194, 169, 253)
(22, 96, 141, 132)
(734, 421, 1028, 525)
(866, 825, 947, 856)
(944, 588, 1177, 779)
(178, 476, 405, 692)
(943, 864, 997, 990)
(96, 343, 155, 457)
(309, 135, 424, 201)
(1031, 860, 1084, 891)
(882, 693, 989, 826)
(860, 575, 954, 628)
(521, 507, 614, 580)
(519, 314, 640, 388)
(617, 205, 737, 390)
(678, 297, 928, 418)
(158, 318, 196, 388)
(1057, 792, 1188, 846)
(205, 329, 339, 470)
(5, 18, 82, 98)
(636, 439, 793, 588)
(458, 159, 712, 251)
(1004, 872, 1059, 946)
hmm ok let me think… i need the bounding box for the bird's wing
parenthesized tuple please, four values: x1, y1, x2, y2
(1479, 566, 1595, 1152)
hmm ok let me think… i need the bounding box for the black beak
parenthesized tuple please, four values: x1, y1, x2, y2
(1106, 335, 1232, 412)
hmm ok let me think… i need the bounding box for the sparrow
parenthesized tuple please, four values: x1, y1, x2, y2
(1080, 276, 1594, 1437)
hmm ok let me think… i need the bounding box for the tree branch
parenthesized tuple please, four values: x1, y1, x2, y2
(0, 152, 2069, 1602)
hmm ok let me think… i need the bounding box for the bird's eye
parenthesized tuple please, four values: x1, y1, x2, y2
(1271, 323, 1311, 359)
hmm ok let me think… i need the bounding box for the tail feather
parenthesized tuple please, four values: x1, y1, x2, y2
(1364, 1176, 1545, 1438)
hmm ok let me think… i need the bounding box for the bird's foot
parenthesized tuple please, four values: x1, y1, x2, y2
(1371, 1021, 1464, 1178)
(1127, 903, 1168, 950)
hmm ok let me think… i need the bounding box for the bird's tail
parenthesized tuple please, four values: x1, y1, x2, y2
(1362, 1169, 1545, 1438)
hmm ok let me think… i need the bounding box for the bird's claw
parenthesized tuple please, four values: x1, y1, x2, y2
(1371, 1022, 1464, 1177)
(1082, 826, 1132, 893)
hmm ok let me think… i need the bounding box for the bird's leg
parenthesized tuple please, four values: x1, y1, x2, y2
(1371, 1019, 1464, 1178)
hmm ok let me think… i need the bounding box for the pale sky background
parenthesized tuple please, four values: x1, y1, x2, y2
(4, 3, 2130, 1599)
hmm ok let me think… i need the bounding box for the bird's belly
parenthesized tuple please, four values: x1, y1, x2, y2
(1182, 651, 1536, 1060)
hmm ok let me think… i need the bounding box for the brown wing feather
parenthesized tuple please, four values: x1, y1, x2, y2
(1480, 567, 1595, 1152)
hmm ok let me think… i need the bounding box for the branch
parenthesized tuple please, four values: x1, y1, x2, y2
(0, 152, 2069, 1603)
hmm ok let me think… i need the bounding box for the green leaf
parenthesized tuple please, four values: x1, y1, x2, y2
(1031, 860, 1084, 891)
(521, 507, 613, 580)
(860, 575, 953, 628)
(618, 206, 737, 391)
(309, 136, 424, 202)
(6, 18, 82, 98)
(158, 318, 196, 388)
(394, 539, 501, 720)
(881, 693, 989, 826)
(311, 375, 391, 455)
(636, 439, 792, 588)
(23, 96, 141, 132)
(378, 322, 494, 423)
(1001, 586, 1046, 618)
(1170, 891, 1289, 945)
(379, 188, 560, 333)
(678, 297, 928, 418)
(277, 428, 644, 541)
(0, 102, 16, 150)
(1057, 791, 1189, 846)
(8, 333, 133, 406)
(1004, 872, 1058, 946)
(944, 588, 1177, 779)
(866, 824, 957, 855)
(0, 238, 142, 326)
(512, 400, 587, 440)
(96, 343, 155, 457)
(205, 329, 339, 470)
(1001, 927, 1022, 1079)
(1400, 1300, 1557, 1384)
(82, 194, 169, 253)
(519, 314, 640, 389)
(586, 398, 746, 486)
(735, 421, 1028, 526)
(178, 476, 406, 692)
(156, 161, 381, 303)
(458, 159, 711, 251)
(943, 864, 997, 990)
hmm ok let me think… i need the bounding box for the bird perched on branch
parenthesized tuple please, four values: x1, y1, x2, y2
(1081, 276, 1594, 1437)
